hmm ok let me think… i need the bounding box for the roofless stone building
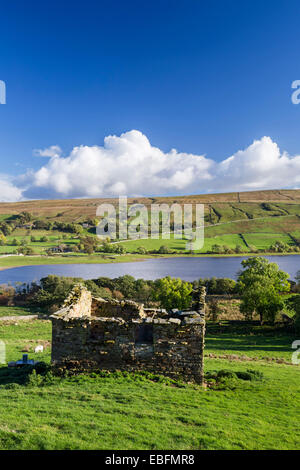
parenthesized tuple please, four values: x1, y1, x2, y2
(50, 285, 206, 384)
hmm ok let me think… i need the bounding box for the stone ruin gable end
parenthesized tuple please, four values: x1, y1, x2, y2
(50, 285, 206, 384)
(91, 296, 145, 320)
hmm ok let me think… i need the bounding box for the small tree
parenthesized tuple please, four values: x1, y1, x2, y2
(137, 246, 148, 254)
(237, 257, 290, 324)
(152, 276, 193, 310)
(158, 245, 172, 254)
(211, 244, 221, 254)
(0, 232, 6, 246)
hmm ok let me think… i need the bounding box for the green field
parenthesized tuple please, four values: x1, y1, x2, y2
(116, 233, 248, 253)
(242, 232, 293, 250)
(0, 312, 299, 450)
(0, 229, 80, 255)
(0, 253, 160, 269)
(0, 306, 37, 318)
(0, 190, 300, 265)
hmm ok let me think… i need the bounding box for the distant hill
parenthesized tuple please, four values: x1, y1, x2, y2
(0, 189, 299, 258)
(0, 189, 299, 223)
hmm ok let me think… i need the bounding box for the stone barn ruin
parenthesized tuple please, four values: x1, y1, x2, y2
(50, 285, 206, 384)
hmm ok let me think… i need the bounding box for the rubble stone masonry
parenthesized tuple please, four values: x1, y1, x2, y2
(50, 284, 206, 384)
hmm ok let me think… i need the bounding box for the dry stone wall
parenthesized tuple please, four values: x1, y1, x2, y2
(50, 285, 206, 384)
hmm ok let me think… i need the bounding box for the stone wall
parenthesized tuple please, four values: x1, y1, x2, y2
(50, 285, 206, 384)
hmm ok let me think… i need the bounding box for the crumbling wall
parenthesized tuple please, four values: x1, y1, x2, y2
(91, 297, 145, 320)
(50, 285, 205, 384)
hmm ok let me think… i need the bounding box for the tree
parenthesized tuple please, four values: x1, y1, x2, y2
(100, 241, 114, 253)
(80, 235, 98, 254)
(31, 275, 79, 308)
(152, 276, 193, 310)
(270, 240, 289, 253)
(18, 211, 33, 223)
(17, 246, 35, 255)
(74, 224, 83, 235)
(0, 222, 12, 236)
(0, 232, 6, 246)
(114, 275, 136, 297)
(137, 246, 148, 254)
(158, 245, 172, 254)
(34, 219, 52, 230)
(222, 244, 232, 254)
(237, 257, 290, 324)
(135, 279, 153, 303)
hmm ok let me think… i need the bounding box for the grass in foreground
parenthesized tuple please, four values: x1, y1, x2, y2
(0, 361, 299, 450)
(0, 318, 299, 450)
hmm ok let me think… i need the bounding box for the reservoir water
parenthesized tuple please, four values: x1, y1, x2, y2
(0, 255, 299, 284)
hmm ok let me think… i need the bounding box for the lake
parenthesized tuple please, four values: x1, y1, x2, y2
(0, 255, 300, 284)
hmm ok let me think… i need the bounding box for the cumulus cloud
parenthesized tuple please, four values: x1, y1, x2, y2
(33, 145, 62, 158)
(0, 175, 23, 202)
(23, 130, 215, 199)
(216, 136, 300, 192)
(1, 130, 300, 202)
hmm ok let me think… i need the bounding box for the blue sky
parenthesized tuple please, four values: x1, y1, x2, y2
(1, 0, 300, 200)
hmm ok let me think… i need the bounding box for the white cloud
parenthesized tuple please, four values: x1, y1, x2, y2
(24, 130, 215, 199)
(216, 136, 300, 192)
(0, 175, 23, 202)
(2, 130, 300, 202)
(33, 145, 62, 158)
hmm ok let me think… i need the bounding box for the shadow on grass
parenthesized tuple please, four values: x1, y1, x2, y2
(205, 333, 294, 353)
(0, 362, 49, 386)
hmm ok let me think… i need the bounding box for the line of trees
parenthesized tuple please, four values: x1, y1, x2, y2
(1, 257, 300, 330)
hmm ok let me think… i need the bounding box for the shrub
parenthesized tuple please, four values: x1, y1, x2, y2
(157, 245, 173, 254)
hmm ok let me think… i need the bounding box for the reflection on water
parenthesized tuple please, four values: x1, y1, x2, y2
(0, 255, 299, 284)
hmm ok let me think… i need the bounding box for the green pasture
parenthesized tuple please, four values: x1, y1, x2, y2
(0, 316, 298, 450)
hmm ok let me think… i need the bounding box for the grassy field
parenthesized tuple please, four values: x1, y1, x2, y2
(0, 306, 37, 317)
(205, 327, 295, 361)
(0, 312, 299, 450)
(0, 229, 79, 255)
(0, 189, 299, 266)
(0, 253, 163, 269)
(0, 188, 300, 221)
(117, 233, 248, 253)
